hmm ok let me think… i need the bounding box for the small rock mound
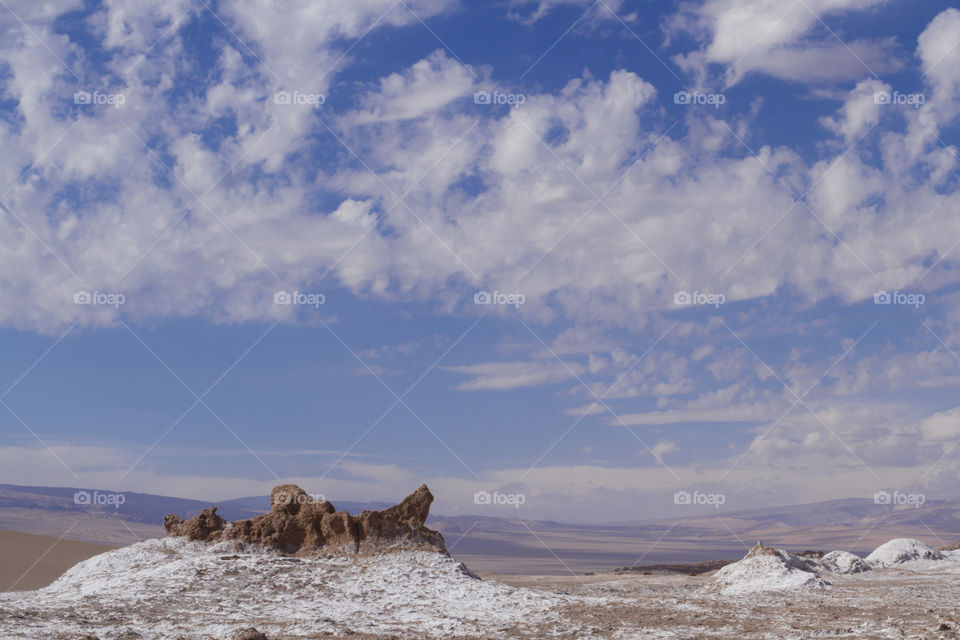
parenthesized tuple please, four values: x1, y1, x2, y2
(164, 484, 445, 556)
(712, 541, 830, 594)
(820, 550, 870, 574)
(231, 628, 268, 640)
(866, 538, 945, 568)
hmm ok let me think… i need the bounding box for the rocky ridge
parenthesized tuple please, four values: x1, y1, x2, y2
(163, 484, 446, 555)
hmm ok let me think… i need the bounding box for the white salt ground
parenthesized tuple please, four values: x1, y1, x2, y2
(0, 537, 587, 639)
(820, 550, 870, 574)
(6, 536, 960, 639)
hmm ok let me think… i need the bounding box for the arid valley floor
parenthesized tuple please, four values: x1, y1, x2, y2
(3, 536, 960, 639)
(3, 485, 960, 639)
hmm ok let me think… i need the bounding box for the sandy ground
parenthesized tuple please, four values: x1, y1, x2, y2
(0, 508, 163, 545)
(0, 529, 116, 591)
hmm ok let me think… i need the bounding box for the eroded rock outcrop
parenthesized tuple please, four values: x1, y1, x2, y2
(163, 484, 446, 555)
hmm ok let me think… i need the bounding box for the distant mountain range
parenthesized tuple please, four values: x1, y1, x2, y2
(2, 483, 958, 574)
(0, 483, 391, 525)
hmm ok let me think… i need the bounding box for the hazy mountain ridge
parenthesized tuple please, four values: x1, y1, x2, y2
(0, 484, 392, 525)
(3, 484, 959, 573)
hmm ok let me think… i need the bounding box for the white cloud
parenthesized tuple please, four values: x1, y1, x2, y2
(617, 404, 774, 426)
(96, 0, 195, 50)
(920, 406, 960, 442)
(820, 79, 888, 142)
(507, 0, 625, 24)
(672, 0, 900, 87)
(917, 8, 960, 124)
(649, 439, 679, 459)
(446, 359, 584, 391)
(349, 51, 475, 125)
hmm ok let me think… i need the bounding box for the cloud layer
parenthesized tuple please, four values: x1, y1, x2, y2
(1, 1, 960, 518)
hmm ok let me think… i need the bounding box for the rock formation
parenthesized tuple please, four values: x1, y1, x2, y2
(163, 484, 446, 555)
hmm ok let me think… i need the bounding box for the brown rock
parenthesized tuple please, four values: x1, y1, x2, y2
(231, 628, 268, 640)
(163, 484, 446, 556)
(163, 506, 226, 541)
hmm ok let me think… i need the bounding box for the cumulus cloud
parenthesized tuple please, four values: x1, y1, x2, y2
(671, 0, 900, 87)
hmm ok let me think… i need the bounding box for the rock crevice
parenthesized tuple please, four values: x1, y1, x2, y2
(163, 484, 446, 555)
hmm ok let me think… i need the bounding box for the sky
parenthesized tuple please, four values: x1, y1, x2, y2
(1, 0, 960, 523)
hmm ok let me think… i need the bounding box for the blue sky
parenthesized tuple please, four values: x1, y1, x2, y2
(1, 0, 960, 522)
